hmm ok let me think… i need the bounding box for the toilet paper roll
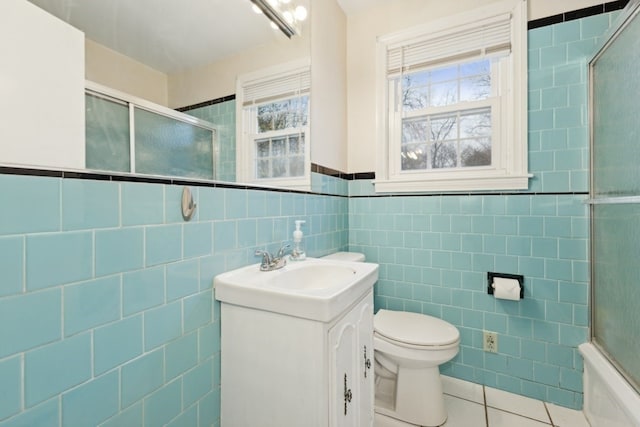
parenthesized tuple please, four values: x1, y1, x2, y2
(492, 277, 521, 301)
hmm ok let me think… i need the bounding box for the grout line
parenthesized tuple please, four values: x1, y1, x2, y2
(483, 385, 489, 427)
(543, 401, 556, 426)
(443, 392, 485, 406)
(486, 406, 554, 425)
(445, 378, 585, 427)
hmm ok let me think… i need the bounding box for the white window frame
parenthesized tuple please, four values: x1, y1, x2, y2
(375, 0, 529, 193)
(236, 59, 311, 190)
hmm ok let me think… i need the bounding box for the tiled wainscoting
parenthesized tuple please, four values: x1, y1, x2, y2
(0, 174, 348, 426)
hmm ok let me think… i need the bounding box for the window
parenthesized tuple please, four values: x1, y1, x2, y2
(375, 0, 528, 192)
(85, 83, 217, 180)
(399, 59, 493, 170)
(253, 96, 308, 179)
(237, 60, 311, 189)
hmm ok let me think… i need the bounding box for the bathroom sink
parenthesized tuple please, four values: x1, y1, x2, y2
(266, 264, 357, 290)
(214, 257, 378, 322)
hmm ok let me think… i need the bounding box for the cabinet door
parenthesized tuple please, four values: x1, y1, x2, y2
(329, 307, 359, 426)
(357, 293, 374, 426)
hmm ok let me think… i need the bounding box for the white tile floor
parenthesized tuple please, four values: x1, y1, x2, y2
(441, 376, 591, 427)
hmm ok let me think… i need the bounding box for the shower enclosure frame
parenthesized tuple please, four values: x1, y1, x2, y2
(587, 0, 640, 398)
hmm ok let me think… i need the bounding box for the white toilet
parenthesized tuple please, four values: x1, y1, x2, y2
(374, 309, 460, 427)
(321, 252, 461, 427)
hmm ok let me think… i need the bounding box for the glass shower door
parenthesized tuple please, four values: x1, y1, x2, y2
(590, 2, 640, 393)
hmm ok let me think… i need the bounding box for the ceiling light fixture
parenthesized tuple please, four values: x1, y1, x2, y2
(250, 0, 296, 38)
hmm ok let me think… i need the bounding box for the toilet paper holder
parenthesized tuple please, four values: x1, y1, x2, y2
(487, 272, 524, 299)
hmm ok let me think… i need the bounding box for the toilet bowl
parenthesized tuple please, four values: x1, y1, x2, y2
(374, 309, 460, 427)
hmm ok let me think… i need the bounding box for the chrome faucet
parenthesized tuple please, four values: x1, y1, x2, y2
(255, 244, 291, 271)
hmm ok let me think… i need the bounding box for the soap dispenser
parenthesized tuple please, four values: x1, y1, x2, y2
(291, 220, 306, 261)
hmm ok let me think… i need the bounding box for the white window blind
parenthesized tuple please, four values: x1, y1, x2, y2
(242, 68, 311, 107)
(386, 12, 512, 77)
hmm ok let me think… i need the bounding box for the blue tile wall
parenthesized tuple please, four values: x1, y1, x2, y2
(0, 175, 348, 426)
(0, 10, 617, 425)
(186, 100, 237, 183)
(527, 12, 618, 193)
(311, 172, 349, 196)
(347, 13, 618, 410)
(358, 195, 591, 391)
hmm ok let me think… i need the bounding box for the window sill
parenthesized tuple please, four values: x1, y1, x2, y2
(373, 173, 531, 193)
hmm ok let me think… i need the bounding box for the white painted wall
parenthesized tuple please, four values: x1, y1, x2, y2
(84, 23, 309, 110)
(0, 0, 85, 170)
(85, 39, 169, 106)
(167, 32, 310, 109)
(344, 0, 606, 173)
(310, 0, 348, 172)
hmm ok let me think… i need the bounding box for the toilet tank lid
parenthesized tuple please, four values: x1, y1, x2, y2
(321, 252, 365, 262)
(374, 309, 460, 346)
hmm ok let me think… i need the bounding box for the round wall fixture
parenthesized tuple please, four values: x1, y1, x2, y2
(181, 187, 197, 221)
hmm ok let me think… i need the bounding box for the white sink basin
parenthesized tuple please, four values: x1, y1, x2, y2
(214, 257, 378, 322)
(266, 264, 357, 290)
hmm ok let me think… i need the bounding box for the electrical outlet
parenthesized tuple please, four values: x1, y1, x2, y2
(483, 331, 498, 353)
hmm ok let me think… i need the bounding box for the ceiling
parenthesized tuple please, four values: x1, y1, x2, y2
(336, 0, 388, 16)
(28, 0, 286, 73)
(27, 0, 382, 74)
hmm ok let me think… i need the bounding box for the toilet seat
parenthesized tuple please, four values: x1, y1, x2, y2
(375, 332, 460, 352)
(374, 309, 460, 348)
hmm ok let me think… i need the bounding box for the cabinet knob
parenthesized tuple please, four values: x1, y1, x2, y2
(343, 373, 352, 415)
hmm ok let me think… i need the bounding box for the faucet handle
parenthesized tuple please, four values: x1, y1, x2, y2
(254, 249, 272, 268)
(276, 243, 291, 258)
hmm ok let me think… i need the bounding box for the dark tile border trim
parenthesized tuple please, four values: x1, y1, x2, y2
(350, 191, 589, 199)
(176, 94, 236, 113)
(0, 165, 588, 199)
(311, 163, 342, 178)
(310, 164, 375, 181)
(0, 166, 63, 178)
(352, 172, 376, 180)
(0, 166, 348, 197)
(528, 0, 629, 30)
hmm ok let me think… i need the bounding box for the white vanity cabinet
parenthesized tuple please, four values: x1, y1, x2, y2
(220, 290, 374, 427)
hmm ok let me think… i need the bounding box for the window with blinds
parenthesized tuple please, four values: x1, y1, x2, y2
(237, 60, 311, 188)
(375, 0, 529, 193)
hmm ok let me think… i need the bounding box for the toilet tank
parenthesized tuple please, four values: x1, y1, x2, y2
(322, 252, 365, 262)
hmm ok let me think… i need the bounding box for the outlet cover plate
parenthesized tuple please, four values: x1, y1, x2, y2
(483, 331, 498, 353)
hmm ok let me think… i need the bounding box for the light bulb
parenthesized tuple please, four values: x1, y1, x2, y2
(294, 5, 307, 21)
(283, 11, 294, 24)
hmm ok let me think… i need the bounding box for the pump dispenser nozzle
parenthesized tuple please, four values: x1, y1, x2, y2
(291, 220, 306, 260)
